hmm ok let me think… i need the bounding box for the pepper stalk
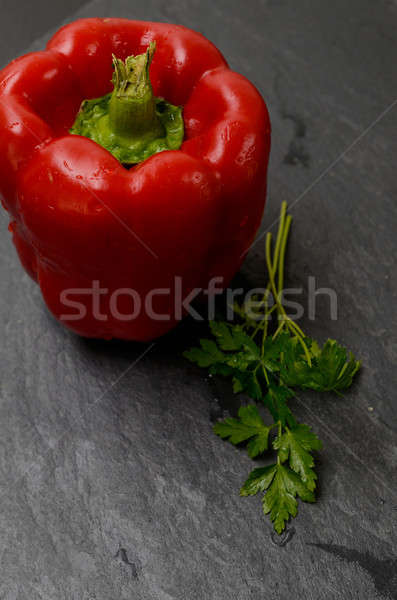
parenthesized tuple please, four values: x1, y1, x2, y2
(109, 42, 163, 139)
(69, 41, 184, 166)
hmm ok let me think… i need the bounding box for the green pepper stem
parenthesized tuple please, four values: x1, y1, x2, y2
(108, 42, 163, 138)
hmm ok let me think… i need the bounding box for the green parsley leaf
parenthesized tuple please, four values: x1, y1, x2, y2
(273, 424, 322, 491)
(262, 464, 315, 533)
(232, 370, 262, 400)
(240, 464, 278, 495)
(209, 321, 244, 351)
(226, 348, 259, 371)
(308, 339, 361, 391)
(183, 338, 225, 368)
(280, 338, 360, 393)
(214, 405, 271, 458)
(241, 462, 315, 533)
(277, 336, 313, 387)
(263, 384, 296, 427)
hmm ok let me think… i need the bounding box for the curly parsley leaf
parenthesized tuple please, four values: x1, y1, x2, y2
(213, 405, 271, 458)
(273, 424, 322, 491)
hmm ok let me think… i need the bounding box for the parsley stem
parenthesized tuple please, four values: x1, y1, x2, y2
(262, 366, 270, 385)
(277, 214, 292, 294)
(265, 233, 292, 327)
(291, 326, 312, 366)
(251, 203, 289, 345)
(248, 293, 271, 340)
(272, 320, 285, 340)
(266, 227, 312, 366)
(272, 201, 288, 275)
(262, 299, 269, 350)
(277, 421, 282, 464)
(249, 298, 276, 343)
(267, 304, 277, 316)
(287, 317, 306, 340)
(252, 202, 310, 366)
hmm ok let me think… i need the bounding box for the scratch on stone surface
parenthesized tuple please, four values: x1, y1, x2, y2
(282, 112, 311, 167)
(308, 543, 397, 599)
(114, 546, 139, 579)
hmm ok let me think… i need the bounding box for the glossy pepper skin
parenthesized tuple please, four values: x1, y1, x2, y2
(0, 18, 271, 341)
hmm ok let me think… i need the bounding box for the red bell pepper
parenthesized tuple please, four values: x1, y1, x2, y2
(0, 18, 270, 340)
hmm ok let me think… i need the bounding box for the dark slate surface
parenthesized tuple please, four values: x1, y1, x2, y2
(0, 1, 396, 598)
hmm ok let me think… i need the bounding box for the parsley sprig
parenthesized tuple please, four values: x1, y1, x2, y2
(184, 202, 360, 534)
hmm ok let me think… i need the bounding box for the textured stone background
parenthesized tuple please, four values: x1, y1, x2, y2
(0, 1, 396, 598)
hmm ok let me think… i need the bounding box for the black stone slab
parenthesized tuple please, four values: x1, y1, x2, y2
(0, 1, 396, 598)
